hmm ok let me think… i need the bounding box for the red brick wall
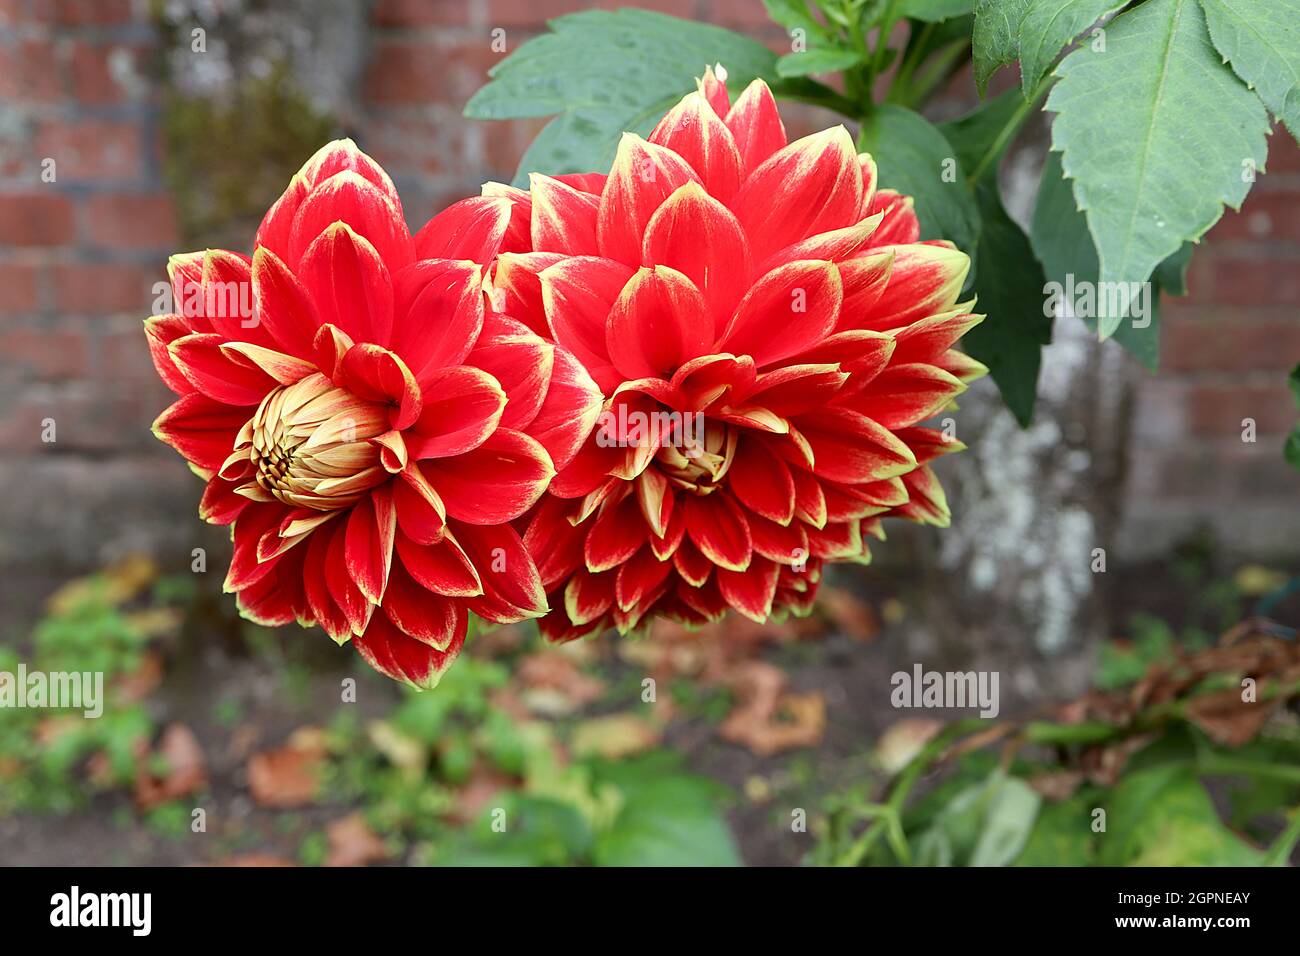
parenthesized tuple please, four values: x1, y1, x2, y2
(0, 0, 1296, 573)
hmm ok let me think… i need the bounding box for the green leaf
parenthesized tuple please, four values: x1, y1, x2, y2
(1046, 0, 1270, 338)
(1017, 0, 1126, 96)
(762, 0, 837, 39)
(969, 775, 1042, 866)
(938, 87, 1026, 177)
(1286, 365, 1300, 470)
(464, 9, 780, 183)
(858, 104, 981, 257)
(1200, 0, 1300, 142)
(1014, 792, 1099, 866)
(901, 0, 978, 21)
(972, 0, 1033, 95)
(594, 774, 741, 866)
(964, 178, 1052, 424)
(1101, 764, 1265, 865)
(776, 46, 865, 77)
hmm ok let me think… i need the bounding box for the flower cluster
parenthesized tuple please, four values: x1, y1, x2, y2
(146, 69, 984, 687)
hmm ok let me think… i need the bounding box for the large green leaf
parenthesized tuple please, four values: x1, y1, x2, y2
(1017, 0, 1127, 96)
(940, 92, 1054, 423)
(1100, 764, 1265, 865)
(593, 774, 741, 866)
(1046, 0, 1270, 338)
(1200, 0, 1300, 142)
(902, 0, 978, 20)
(964, 178, 1052, 424)
(463, 9, 780, 184)
(972, 0, 1033, 95)
(777, 46, 865, 77)
(762, 0, 838, 40)
(1286, 365, 1300, 471)
(858, 104, 981, 257)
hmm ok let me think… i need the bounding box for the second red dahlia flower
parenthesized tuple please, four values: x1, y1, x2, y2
(484, 68, 987, 641)
(147, 140, 601, 687)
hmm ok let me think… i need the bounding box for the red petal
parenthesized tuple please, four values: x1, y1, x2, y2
(393, 463, 447, 544)
(725, 79, 787, 177)
(615, 546, 673, 611)
(250, 246, 321, 357)
(454, 521, 548, 623)
(596, 133, 700, 265)
(354, 611, 464, 690)
(345, 484, 397, 604)
(338, 343, 422, 430)
(420, 428, 554, 524)
(395, 531, 482, 597)
(719, 260, 841, 368)
(685, 493, 751, 571)
(414, 195, 512, 264)
(796, 407, 917, 483)
(152, 391, 247, 471)
(839, 363, 966, 429)
(733, 126, 862, 264)
(170, 332, 276, 406)
(650, 91, 743, 203)
(729, 437, 795, 525)
(528, 174, 599, 255)
(468, 319, 554, 431)
(584, 490, 643, 573)
(526, 345, 603, 473)
(717, 557, 779, 622)
(406, 365, 506, 459)
(606, 265, 712, 379)
(144, 315, 197, 395)
(297, 222, 395, 347)
(565, 567, 615, 625)
(287, 170, 414, 273)
(642, 181, 752, 329)
(382, 562, 465, 651)
(390, 259, 485, 383)
(538, 256, 634, 392)
(863, 244, 969, 331)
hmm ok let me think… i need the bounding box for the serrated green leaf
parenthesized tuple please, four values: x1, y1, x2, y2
(464, 9, 780, 183)
(762, 0, 837, 39)
(1018, 0, 1126, 96)
(964, 177, 1053, 424)
(776, 46, 865, 77)
(972, 0, 1033, 95)
(1031, 150, 1165, 368)
(901, 0, 978, 21)
(594, 774, 741, 866)
(1046, 0, 1270, 338)
(1200, 0, 1300, 142)
(858, 104, 981, 257)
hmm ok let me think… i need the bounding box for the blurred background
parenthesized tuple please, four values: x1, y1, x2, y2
(1, 0, 1298, 867)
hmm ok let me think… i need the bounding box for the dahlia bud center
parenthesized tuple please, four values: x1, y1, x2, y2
(655, 419, 736, 494)
(239, 372, 390, 512)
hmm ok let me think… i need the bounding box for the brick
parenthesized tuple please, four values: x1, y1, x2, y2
(1208, 186, 1300, 244)
(1186, 382, 1295, 438)
(1204, 254, 1300, 307)
(711, 0, 780, 29)
(0, 262, 41, 314)
(0, 40, 63, 103)
(1263, 130, 1300, 174)
(1164, 314, 1300, 373)
(84, 193, 179, 250)
(483, 115, 547, 180)
(0, 327, 88, 380)
(373, 0, 470, 27)
(69, 42, 141, 104)
(488, 0, 696, 28)
(33, 119, 142, 182)
(53, 261, 157, 315)
(46, 0, 134, 26)
(364, 39, 497, 106)
(0, 193, 75, 245)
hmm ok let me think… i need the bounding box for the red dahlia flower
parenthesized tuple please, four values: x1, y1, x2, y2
(146, 140, 601, 687)
(484, 68, 987, 642)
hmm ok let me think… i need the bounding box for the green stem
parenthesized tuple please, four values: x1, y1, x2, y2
(1264, 806, 1300, 866)
(966, 81, 1048, 185)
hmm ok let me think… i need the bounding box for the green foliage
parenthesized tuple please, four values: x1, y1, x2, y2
(1200, 0, 1300, 141)
(1047, 0, 1270, 338)
(464, 10, 784, 184)
(1016, 0, 1126, 96)
(972, 0, 1032, 94)
(1286, 365, 1300, 470)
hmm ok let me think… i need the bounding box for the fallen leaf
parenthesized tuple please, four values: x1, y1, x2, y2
(211, 854, 297, 867)
(248, 733, 325, 808)
(720, 661, 825, 756)
(818, 587, 879, 641)
(570, 713, 662, 758)
(1185, 689, 1282, 748)
(516, 651, 605, 716)
(325, 812, 389, 867)
(875, 718, 943, 774)
(134, 723, 207, 809)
